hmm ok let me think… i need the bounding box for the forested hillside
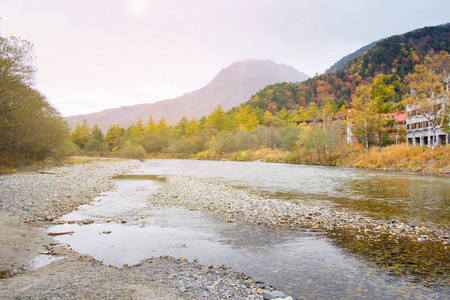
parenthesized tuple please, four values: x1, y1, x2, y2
(244, 23, 450, 113)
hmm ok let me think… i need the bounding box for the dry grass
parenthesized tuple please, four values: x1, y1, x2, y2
(218, 147, 290, 163)
(341, 144, 450, 173)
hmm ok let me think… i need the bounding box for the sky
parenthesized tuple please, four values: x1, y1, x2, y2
(0, 0, 449, 117)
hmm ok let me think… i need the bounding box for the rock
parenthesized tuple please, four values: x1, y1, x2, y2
(102, 230, 111, 234)
(263, 290, 288, 300)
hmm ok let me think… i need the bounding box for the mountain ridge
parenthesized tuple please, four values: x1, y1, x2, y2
(66, 59, 308, 131)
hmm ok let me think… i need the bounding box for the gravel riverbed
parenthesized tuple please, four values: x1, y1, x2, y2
(149, 175, 450, 245)
(0, 160, 291, 300)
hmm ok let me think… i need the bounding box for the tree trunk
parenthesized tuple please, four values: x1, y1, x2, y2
(363, 112, 369, 153)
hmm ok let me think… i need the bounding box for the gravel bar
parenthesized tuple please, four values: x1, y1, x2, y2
(1, 160, 290, 300)
(0, 159, 140, 225)
(149, 175, 449, 245)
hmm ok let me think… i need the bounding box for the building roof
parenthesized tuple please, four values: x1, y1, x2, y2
(395, 112, 407, 123)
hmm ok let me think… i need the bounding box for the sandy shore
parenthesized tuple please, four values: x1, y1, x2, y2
(0, 212, 53, 276)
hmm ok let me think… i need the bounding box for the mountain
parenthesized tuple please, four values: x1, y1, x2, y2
(241, 23, 450, 113)
(325, 41, 378, 74)
(66, 60, 308, 131)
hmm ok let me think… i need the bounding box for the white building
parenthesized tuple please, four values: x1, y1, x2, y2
(406, 101, 449, 146)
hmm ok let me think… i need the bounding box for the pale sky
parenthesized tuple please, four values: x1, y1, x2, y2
(0, 0, 449, 117)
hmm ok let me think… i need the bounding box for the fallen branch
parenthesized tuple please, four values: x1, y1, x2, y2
(48, 231, 74, 236)
(38, 252, 56, 255)
(38, 171, 57, 175)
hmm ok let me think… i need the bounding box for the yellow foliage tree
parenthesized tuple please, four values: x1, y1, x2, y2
(105, 124, 123, 151)
(131, 118, 145, 138)
(205, 105, 231, 131)
(71, 119, 92, 149)
(351, 85, 378, 153)
(233, 105, 259, 131)
(144, 116, 157, 134)
(186, 117, 199, 137)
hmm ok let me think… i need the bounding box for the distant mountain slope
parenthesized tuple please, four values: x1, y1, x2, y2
(325, 41, 378, 74)
(66, 60, 308, 131)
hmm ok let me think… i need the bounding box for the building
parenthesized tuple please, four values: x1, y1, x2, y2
(406, 101, 449, 146)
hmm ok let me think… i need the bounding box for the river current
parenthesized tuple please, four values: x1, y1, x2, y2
(49, 159, 450, 299)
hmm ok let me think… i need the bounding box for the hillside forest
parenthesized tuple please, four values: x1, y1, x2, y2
(1, 24, 450, 173)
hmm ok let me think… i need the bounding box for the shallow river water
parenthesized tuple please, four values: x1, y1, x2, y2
(49, 160, 450, 299)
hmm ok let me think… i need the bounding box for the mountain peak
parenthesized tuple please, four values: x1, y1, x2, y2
(66, 60, 309, 131)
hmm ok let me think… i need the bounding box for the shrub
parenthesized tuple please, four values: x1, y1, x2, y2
(116, 145, 146, 160)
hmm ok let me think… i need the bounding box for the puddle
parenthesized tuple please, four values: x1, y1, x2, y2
(1, 254, 65, 279)
(28, 254, 65, 270)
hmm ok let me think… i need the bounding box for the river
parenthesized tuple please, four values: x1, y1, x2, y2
(49, 159, 450, 299)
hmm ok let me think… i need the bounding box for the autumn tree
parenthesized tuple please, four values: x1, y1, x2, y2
(233, 127, 258, 151)
(297, 123, 325, 162)
(233, 105, 259, 131)
(105, 124, 123, 151)
(370, 74, 405, 145)
(156, 117, 173, 138)
(131, 118, 145, 138)
(71, 119, 92, 149)
(175, 117, 189, 137)
(85, 124, 107, 152)
(205, 105, 231, 131)
(254, 126, 282, 149)
(3, 88, 69, 160)
(0, 35, 68, 161)
(144, 116, 157, 134)
(351, 85, 378, 153)
(92, 124, 104, 142)
(186, 117, 199, 137)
